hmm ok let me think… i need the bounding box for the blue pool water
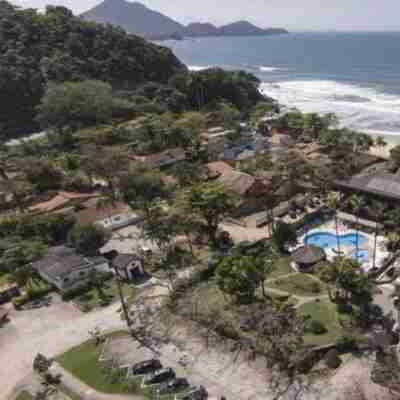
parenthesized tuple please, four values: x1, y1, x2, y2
(351, 249, 370, 263)
(304, 232, 368, 250)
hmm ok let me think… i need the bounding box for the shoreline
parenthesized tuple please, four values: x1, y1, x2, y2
(366, 132, 399, 159)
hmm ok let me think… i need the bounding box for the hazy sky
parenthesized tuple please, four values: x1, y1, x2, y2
(13, 0, 400, 31)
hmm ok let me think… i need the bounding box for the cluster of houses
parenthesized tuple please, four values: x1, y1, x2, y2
(1, 110, 397, 302)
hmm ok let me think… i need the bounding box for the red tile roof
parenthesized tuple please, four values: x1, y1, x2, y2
(29, 192, 98, 214)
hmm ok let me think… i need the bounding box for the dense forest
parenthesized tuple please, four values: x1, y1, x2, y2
(0, 1, 186, 138)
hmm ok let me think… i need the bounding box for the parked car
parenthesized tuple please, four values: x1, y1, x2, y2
(157, 378, 190, 395)
(142, 368, 175, 386)
(130, 359, 162, 376)
(175, 386, 208, 400)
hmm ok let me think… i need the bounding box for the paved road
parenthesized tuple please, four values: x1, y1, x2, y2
(1, 294, 126, 399)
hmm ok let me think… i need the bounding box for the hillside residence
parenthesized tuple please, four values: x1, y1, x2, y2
(29, 191, 98, 215)
(31, 246, 110, 293)
(130, 148, 186, 169)
(206, 161, 271, 216)
(257, 112, 280, 135)
(112, 253, 145, 281)
(201, 127, 235, 157)
(74, 198, 143, 230)
(270, 133, 295, 147)
(207, 161, 270, 197)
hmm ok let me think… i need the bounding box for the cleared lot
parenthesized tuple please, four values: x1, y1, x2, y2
(101, 225, 158, 254)
(0, 295, 124, 399)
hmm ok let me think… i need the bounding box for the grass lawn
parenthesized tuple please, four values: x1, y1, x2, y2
(57, 330, 185, 399)
(16, 391, 33, 400)
(269, 257, 294, 278)
(298, 299, 350, 346)
(267, 273, 324, 297)
(57, 331, 130, 394)
(74, 280, 134, 312)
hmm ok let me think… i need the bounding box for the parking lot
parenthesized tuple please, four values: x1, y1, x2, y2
(0, 294, 125, 399)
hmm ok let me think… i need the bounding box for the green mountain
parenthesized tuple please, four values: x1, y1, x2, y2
(0, 1, 186, 138)
(81, 0, 185, 39)
(218, 21, 288, 36)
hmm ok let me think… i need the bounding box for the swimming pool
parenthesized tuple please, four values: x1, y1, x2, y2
(304, 232, 368, 250)
(351, 249, 370, 263)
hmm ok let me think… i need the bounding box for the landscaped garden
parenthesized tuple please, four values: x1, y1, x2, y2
(267, 273, 324, 297)
(299, 298, 351, 346)
(72, 280, 135, 312)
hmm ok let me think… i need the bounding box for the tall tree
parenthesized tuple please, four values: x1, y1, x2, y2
(370, 200, 386, 269)
(273, 221, 297, 253)
(216, 255, 262, 303)
(327, 192, 342, 254)
(82, 146, 129, 196)
(186, 183, 232, 247)
(69, 223, 111, 256)
(350, 194, 365, 260)
(119, 171, 169, 219)
(36, 80, 114, 136)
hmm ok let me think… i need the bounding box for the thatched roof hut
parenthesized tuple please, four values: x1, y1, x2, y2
(292, 245, 326, 269)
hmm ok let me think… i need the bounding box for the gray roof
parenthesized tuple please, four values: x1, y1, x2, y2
(292, 245, 326, 265)
(113, 254, 140, 270)
(32, 246, 107, 279)
(336, 173, 400, 201)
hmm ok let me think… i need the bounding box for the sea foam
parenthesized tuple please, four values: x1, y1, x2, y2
(188, 65, 211, 71)
(259, 66, 281, 72)
(260, 80, 400, 136)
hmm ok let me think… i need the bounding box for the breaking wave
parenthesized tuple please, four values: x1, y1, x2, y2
(259, 66, 281, 72)
(260, 80, 400, 136)
(188, 65, 212, 71)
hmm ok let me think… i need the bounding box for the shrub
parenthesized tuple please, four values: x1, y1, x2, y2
(122, 378, 141, 394)
(307, 320, 327, 335)
(336, 302, 353, 314)
(325, 349, 342, 369)
(12, 284, 52, 309)
(310, 282, 321, 294)
(336, 334, 357, 352)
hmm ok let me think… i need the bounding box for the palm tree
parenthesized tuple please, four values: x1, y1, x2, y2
(370, 201, 386, 269)
(328, 192, 341, 254)
(350, 194, 365, 261)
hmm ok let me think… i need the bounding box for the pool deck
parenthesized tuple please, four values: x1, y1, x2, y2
(292, 219, 388, 272)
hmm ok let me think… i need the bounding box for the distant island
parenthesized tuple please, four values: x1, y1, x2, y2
(81, 0, 288, 40)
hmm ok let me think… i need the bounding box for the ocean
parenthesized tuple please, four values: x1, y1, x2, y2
(164, 32, 400, 144)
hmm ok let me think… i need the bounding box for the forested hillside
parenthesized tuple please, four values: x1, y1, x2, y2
(0, 1, 186, 138)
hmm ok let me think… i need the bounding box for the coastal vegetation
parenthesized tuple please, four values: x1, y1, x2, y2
(0, 1, 184, 137)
